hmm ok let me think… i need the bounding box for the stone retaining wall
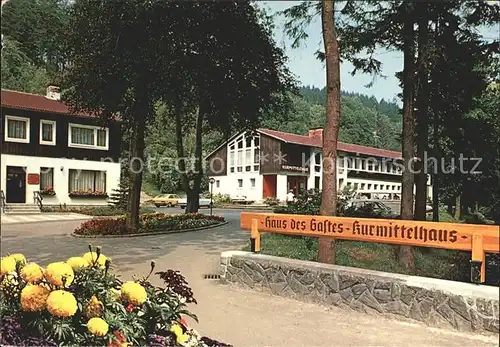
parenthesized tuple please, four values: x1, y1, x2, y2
(219, 251, 499, 333)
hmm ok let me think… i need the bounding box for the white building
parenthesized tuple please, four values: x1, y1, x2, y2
(206, 128, 432, 202)
(1, 87, 121, 207)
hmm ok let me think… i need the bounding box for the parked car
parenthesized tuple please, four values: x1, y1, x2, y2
(231, 194, 254, 205)
(346, 200, 399, 218)
(179, 194, 213, 209)
(149, 194, 180, 207)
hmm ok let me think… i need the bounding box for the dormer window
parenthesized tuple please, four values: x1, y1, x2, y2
(68, 123, 108, 150)
(40, 120, 56, 145)
(5, 115, 30, 143)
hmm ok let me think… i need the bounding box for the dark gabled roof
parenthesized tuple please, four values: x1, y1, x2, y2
(205, 128, 402, 160)
(1, 89, 121, 121)
(1, 89, 93, 117)
(259, 128, 402, 159)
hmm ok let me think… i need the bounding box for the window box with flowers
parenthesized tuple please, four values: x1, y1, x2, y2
(40, 187, 56, 196)
(69, 190, 109, 198)
(68, 169, 108, 198)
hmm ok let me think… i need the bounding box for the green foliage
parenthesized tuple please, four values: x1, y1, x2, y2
(108, 180, 129, 211)
(1, 38, 51, 93)
(263, 197, 280, 207)
(144, 104, 224, 195)
(1, 0, 70, 73)
(212, 194, 232, 205)
(273, 186, 392, 219)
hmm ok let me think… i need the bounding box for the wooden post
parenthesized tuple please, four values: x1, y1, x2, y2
(250, 219, 260, 253)
(471, 233, 485, 284)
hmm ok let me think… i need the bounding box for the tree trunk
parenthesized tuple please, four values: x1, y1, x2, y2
(186, 109, 204, 213)
(415, 4, 429, 221)
(454, 195, 460, 219)
(127, 117, 146, 231)
(318, 0, 341, 264)
(432, 175, 439, 221)
(174, 104, 191, 199)
(398, 0, 416, 268)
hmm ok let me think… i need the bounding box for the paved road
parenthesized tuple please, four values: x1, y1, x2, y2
(1, 210, 498, 347)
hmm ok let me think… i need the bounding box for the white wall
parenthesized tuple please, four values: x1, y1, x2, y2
(276, 174, 287, 201)
(210, 173, 263, 202)
(1, 154, 120, 205)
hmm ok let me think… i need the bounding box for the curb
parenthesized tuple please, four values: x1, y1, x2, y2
(216, 205, 274, 210)
(70, 221, 228, 238)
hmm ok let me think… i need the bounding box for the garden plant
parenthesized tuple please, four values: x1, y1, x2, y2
(0, 246, 231, 346)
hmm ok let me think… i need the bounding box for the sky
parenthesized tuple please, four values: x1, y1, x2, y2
(263, 1, 500, 103)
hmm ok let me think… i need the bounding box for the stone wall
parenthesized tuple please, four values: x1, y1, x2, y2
(219, 251, 499, 333)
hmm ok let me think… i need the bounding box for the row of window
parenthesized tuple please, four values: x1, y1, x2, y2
(229, 134, 259, 150)
(212, 178, 256, 189)
(341, 157, 402, 174)
(4, 115, 109, 150)
(311, 153, 402, 175)
(346, 182, 401, 191)
(39, 168, 106, 193)
(237, 178, 256, 188)
(228, 133, 260, 173)
(228, 149, 260, 173)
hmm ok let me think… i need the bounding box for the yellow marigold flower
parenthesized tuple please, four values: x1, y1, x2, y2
(121, 281, 147, 305)
(10, 253, 26, 264)
(46, 290, 78, 317)
(20, 263, 44, 283)
(66, 257, 89, 271)
(82, 252, 107, 268)
(87, 317, 109, 336)
(170, 322, 189, 344)
(1, 256, 16, 275)
(45, 262, 74, 287)
(20, 284, 50, 312)
(85, 295, 103, 318)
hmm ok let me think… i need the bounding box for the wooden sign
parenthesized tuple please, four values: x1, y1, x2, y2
(240, 212, 500, 253)
(27, 173, 40, 185)
(241, 212, 500, 283)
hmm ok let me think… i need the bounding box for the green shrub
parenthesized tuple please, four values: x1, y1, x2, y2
(212, 193, 232, 204)
(273, 188, 393, 219)
(263, 197, 280, 206)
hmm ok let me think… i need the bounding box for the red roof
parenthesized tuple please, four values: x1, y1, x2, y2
(258, 128, 402, 159)
(1, 89, 93, 118)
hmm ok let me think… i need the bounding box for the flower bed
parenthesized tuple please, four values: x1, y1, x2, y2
(74, 213, 226, 236)
(0, 247, 232, 346)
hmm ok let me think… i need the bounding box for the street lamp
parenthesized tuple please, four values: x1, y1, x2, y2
(209, 177, 215, 216)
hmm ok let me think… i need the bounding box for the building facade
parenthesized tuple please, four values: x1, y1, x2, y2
(206, 128, 432, 202)
(1, 87, 121, 206)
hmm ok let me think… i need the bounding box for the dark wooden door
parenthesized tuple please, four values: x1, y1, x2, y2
(6, 166, 26, 203)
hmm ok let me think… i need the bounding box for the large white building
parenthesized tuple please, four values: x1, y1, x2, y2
(1, 87, 121, 207)
(206, 128, 432, 202)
